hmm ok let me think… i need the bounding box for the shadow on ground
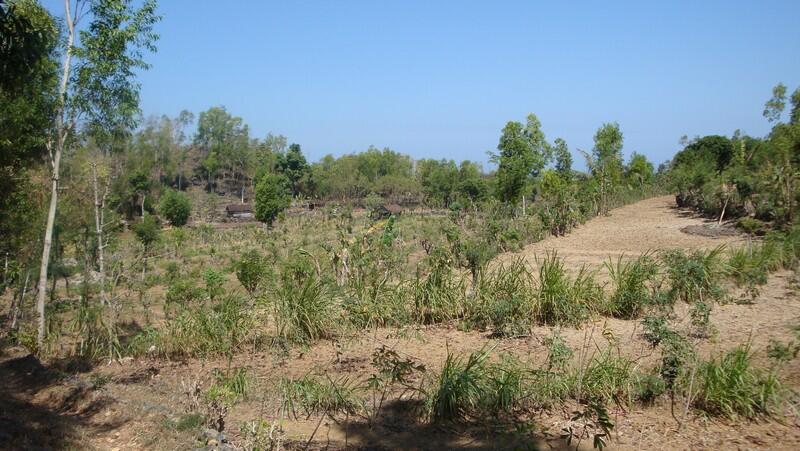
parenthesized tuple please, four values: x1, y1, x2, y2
(297, 398, 571, 451)
(0, 353, 126, 450)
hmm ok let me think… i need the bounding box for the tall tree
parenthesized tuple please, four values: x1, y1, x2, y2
(0, 0, 58, 258)
(587, 122, 624, 215)
(277, 143, 310, 197)
(491, 113, 549, 205)
(34, 0, 159, 347)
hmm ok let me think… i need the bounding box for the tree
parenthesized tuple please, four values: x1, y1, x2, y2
(34, 0, 159, 347)
(277, 143, 310, 197)
(552, 138, 572, 178)
(491, 113, 549, 205)
(587, 122, 624, 215)
(159, 189, 191, 226)
(254, 173, 290, 226)
(626, 152, 654, 189)
(195, 106, 250, 194)
(0, 0, 58, 258)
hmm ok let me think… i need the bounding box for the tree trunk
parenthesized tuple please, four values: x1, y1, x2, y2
(36, 0, 74, 348)
(141, 193, 146, 217)
(91, 163, 107, 305)
(11, 271, 30, 331)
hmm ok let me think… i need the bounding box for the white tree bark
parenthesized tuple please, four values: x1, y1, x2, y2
(91, 162, 108, 305)
(36, 0, 75, 348)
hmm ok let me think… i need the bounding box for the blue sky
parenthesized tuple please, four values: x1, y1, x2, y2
(44, 0, 800, 168)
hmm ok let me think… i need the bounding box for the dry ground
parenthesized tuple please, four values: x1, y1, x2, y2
(2, 196, 800, 450)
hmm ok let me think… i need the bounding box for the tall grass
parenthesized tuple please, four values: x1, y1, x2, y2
(693, 345, 784, 419)
(536, 252, 603, 326)
(279, 374, 364, 418)
(271, 255, 338, 342)
(604, 252, 660, 319)
(466, 259, 536, 336)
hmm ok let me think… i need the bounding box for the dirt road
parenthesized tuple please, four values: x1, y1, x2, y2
(496, 195, 746, 272)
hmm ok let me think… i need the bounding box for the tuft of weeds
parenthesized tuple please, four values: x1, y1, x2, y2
(271, 254, 338, 342)
(466, 259, 536, 336)
(693, 344, 784, 419)
(279, 374, 364, 419)
(412, 251, 466, 324)
(536, 252, 602, 326)
(425, 347, 491, 422)
(604, 252, 660, 319)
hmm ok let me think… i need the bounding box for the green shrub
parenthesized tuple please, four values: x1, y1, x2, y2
(158, 189, 191, 227)
(693, 345, 783, 419)
(426, 347, 491, 422)
(662, 246, 726, 304)
(254, 173, 291, 226)
(413, 252, 465, 324)
(133, 215, 160, 250)
(467, 259, 535, 336)
(234, 250, 268, 295)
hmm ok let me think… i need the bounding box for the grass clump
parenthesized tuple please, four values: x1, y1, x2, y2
(536, 252, 603, 326)
(425, 347, 492, 422)
(412, 251, 466, 324)
(693, 345, 784, 419)
(270, 254, 338, 342)
(467, 259, 536, 336)
(279, 374, 364, 418)
(604, 252, 660, 319)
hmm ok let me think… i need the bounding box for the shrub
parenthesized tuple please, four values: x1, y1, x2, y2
(254, 173, 290, 226)
(234, 250, 268, 296)
(413, 252, 465, 324)
(158, 189, 191, 226)
(133, 215, 160, 250)
(662, 246, 726, 304)
(604, 252, 660, 319)
(693, 345, 783, 419)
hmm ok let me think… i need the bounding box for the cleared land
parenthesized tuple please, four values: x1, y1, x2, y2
(1, 196, 799, 450)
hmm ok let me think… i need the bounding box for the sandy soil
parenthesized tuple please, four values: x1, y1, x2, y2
(2, 196, 799, 450)
(496, 195, 747, 274)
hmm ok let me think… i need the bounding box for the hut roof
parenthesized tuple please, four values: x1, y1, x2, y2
(384, 204, 403, 214)
(226, 203, 252, 213)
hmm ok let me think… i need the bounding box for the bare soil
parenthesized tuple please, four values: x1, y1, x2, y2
(2, 196, 799, 450)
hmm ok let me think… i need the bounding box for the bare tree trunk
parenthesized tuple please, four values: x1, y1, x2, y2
(718, 196, 729, 225)
(91, 163, 108, 305)
(141, 193, 146, 217)
(11, 271, 30, 331)
(36, 0, 74, 348)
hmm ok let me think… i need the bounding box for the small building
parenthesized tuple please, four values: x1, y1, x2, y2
(226, 203, 253, 219)
(371, 203, 403, 220)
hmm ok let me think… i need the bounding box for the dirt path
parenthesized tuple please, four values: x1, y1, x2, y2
(496, 195, 746, 272)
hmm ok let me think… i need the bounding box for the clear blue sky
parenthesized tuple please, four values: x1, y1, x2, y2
(44, 0, 800, 168)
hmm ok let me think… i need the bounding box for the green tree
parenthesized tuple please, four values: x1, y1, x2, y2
(277, 143, 310, 197)
(0, 0, 58, 258)
(552, 138, 572, 178)
(491, 113, 550, 205)
(626, 152, 654, 189)
(195, 106, 250, 193)
(586, 122, 624, 215)
(254, 173, 290, 226)
(34, 0, 160, 347)
(158, 189, 191, 226)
